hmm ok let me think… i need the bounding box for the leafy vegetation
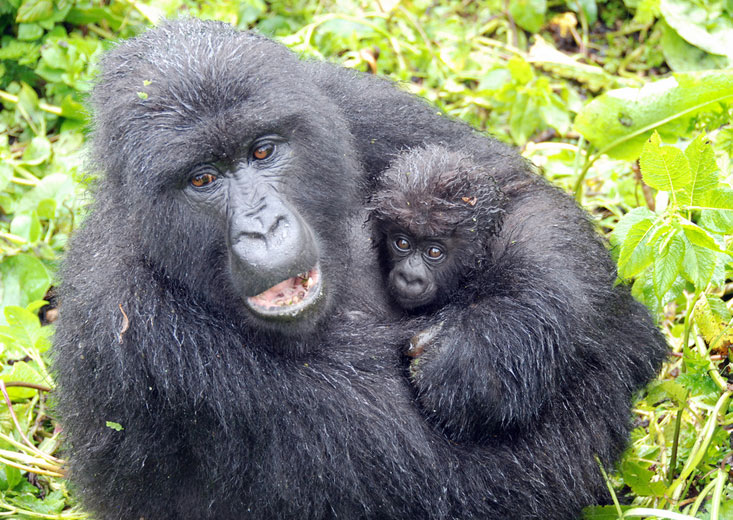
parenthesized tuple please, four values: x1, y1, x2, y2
(0, 0, 731, 518)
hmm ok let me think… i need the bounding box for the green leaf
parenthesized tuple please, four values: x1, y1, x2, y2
(15, 0, 53, 23)
(574, 70, 733, 160)
(639, 132, 691, 192)
(36, 198, 56, 219)
(611, 206, 656, 249)
(682, 134, 718, 205)
(106, 421, 124, 431)
(653, 232, 685, 297)
(0, 362, 45, 400)
(20, 135, 51, 165)
(0, 163, 11, 192)
(679, 235, 717, 289)
(660, 0, 733, 59)
(9, 211, 41, 243)
(16, 22, 44, 41)
(508, 0, 546, 33)
(659, 21, 730, 72)
(0, 255, 51, 314)
(620, 459, 667, 497)
(646, 380, 688, 405)
(618, 218, 656, 278)
(0, 465, 23, 491)
(507, 56, 535, 84)
(572, 0, 597, 24)
(509, 93, 541, 144)
(681, 222, 725, 252)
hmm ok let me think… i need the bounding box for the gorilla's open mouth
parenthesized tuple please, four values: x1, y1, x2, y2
(246, 266, 322, 319)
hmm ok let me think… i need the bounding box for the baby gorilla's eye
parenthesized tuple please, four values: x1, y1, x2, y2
(395, 238, 411, 251)
(191, 172, 217, 188)
(253, 143, 274, 160)
(426, 246, 444, 259)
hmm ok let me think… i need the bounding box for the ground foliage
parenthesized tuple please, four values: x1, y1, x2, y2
(0, 0, 731, 518)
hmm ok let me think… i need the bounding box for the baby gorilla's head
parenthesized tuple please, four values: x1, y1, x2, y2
(370, 145, 506, 311)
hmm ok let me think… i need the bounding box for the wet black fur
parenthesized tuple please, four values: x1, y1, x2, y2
(53, 19, 668, 520)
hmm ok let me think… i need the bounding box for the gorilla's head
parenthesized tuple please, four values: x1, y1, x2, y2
(89, 20, 362, 338)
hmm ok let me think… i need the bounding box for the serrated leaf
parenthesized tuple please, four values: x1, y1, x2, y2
(639, 132, 691, 192)
(610, 207, 656, 247)
(646, 380, 688, 405)
(618, 218, 656, 278)
(681, 222, 725, 252)
(620, 459, 668, 497)
(693, 294, 733, 349)
(682, 134, 718, 205)
(680, 235, 717, 289)
(653, 233, 685, 297)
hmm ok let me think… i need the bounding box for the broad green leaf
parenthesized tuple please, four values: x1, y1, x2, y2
(16, 22, 43, 41)
(611, 206, 656, 249)
(0, 362, 45, 400)
(680, 235, 717, 289)
(507, 56, 534, 84)
(0, 255, 51, 315)
(16, 173, 75, 214)
(682, 134, 718, 205)
(681, 222, 724, 252)
(618, 218, 656, 278)
(573, 0, 597, 24)
(639, 132, 691, 192)
(15, 0, 53, 23)
(9, 211, 41, 243)
(574, 70, 733, 160)
(693, 294, 733, 349)
(37, 198, 57, 219)
(620, 459, 667, 497)
(653, 233, 685, 298)
(509, 92, 541, 144)
(0, 466, 23, 491)
(660, 0, 733, 59)
(646, 380, 688, 405)
(508, 0, 546, 33)
(660, 21, 731, 72)
(0, 163, 11, 192)
(20, 136, 51, 166)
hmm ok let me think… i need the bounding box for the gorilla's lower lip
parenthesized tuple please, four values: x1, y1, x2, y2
(246, 266, 322, 318)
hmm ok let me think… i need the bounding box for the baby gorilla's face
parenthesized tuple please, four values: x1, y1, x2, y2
(385, 229, 459, 310)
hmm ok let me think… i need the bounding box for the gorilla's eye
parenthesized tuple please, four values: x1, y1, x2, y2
(395, 238, 411, 252)
(426, 246, 444, 260)
(191, 172, 217, 188)
(253, 143, 274, 160)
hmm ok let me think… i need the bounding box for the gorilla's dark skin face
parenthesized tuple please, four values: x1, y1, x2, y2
(384, 227, 458, 310)
(182, 136, 324, 326)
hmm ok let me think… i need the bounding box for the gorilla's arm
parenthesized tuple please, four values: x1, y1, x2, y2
(410, 179, 666, 440)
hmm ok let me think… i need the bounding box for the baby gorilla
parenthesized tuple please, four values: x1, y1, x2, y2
(370, 145, 506, 314)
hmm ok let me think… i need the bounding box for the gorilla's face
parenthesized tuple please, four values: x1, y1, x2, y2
(89, 22, 362, 338)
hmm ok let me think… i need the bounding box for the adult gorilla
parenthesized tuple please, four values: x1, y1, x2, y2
(53, 19, 667, 520)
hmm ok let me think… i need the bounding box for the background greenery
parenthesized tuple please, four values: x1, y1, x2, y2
(0, 0, 731, 518)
